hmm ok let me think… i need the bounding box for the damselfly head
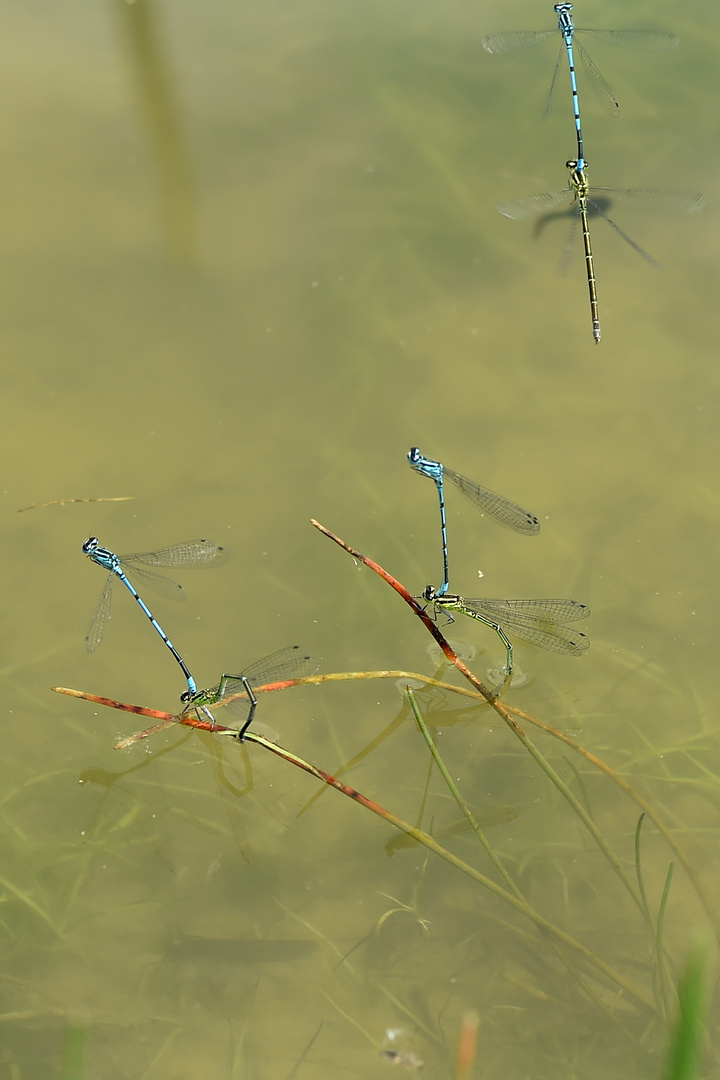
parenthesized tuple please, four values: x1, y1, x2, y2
(82, 537, 99, 555)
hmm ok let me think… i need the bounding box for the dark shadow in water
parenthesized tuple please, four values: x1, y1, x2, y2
(528, 195, 659, 267)
(532, 196, 614, 239)
(116, 0, 197, 265)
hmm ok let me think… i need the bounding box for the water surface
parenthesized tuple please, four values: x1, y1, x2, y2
(0, 0, 718, 1076)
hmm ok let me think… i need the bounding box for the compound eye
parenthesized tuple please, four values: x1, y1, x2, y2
(180, 691, 192, 703)
(82, 537, 99, 554)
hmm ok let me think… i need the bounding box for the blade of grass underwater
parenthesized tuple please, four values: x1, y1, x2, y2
(636, 814, 676, 1020)
(62, 1024, 88, 1080)
(635, 814, 654, 932)
(311, 519, 649, 929)
(0, 870, 66, 943)
(54, 656, 718, 944)
(242, 728, 654, 1010)
(656, 863, 676, 1021)
(405, 687, 631, 1011)
(406, 687, 523, 900)
(54, 678, 652, 1006)
(296, 671, 479, 817)
(283, 1020, 324, 1080)
(275, 898, 441, 1050)
(663, 934, 710, 1080)
(510, 699, 720, 942)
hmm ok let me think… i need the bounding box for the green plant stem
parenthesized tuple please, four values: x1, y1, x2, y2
(634, 813, 653, 927)
(656, 863, 676, 1020)
(510, 701, 720, 942)
(663, 933, 709, 1080)
(0, 872, 66, 943)
(310, 519, 649, 927)
(244, 728, 655, 1011)
(406, 686, 523, 900)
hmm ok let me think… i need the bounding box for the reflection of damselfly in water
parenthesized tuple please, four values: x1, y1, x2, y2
(498, 159, 704, 344)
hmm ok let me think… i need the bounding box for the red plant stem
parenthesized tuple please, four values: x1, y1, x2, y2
(52, 683, 305, 748)
(245, 730, 396, 816)
(52, 687, 172, 720)
(456, 1009, 480, 1080)
(309, 518, 526, 734)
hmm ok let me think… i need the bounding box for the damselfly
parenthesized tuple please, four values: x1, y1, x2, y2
(83, 537, 226, 694)
(498, 159, 704, 343)
(483, 3, 678, 165)
(180, 645, 317, 740)
(408, 448, 539, 598)
(422, 584, 590, 697)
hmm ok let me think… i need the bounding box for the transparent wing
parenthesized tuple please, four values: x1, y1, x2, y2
(497, 189, 572, 220)
(122, 539, 227, 568)
(197, 646, 317, 709)
(453, 598, 590, 656)
(543, 47, 565, 119)
(576, 41, 619, 112)
(483, 27, 678, 54)
(590, 188, 705, 215)
(85, 576, 113, 653)
(577, 29, 678, 50)
(482, 29, 556, 54)
(444, 469, 540, 535)
(242, 646, 318, 689)
(477, 598, 591, 624)
(118, 562, 186, 602)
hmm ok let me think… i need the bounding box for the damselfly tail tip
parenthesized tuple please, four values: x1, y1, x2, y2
(593, 322, 601, 343)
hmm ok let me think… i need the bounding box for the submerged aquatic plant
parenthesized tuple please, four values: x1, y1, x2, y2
(51, 518, 719, 1077)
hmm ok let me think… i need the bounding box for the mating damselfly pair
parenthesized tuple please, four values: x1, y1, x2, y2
(82, 537, 314, 739)
(484, 3, 704, 342)
(408, 449, 589, 697)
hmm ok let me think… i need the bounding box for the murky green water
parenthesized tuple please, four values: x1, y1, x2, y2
(1, 0, 718, 1076)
